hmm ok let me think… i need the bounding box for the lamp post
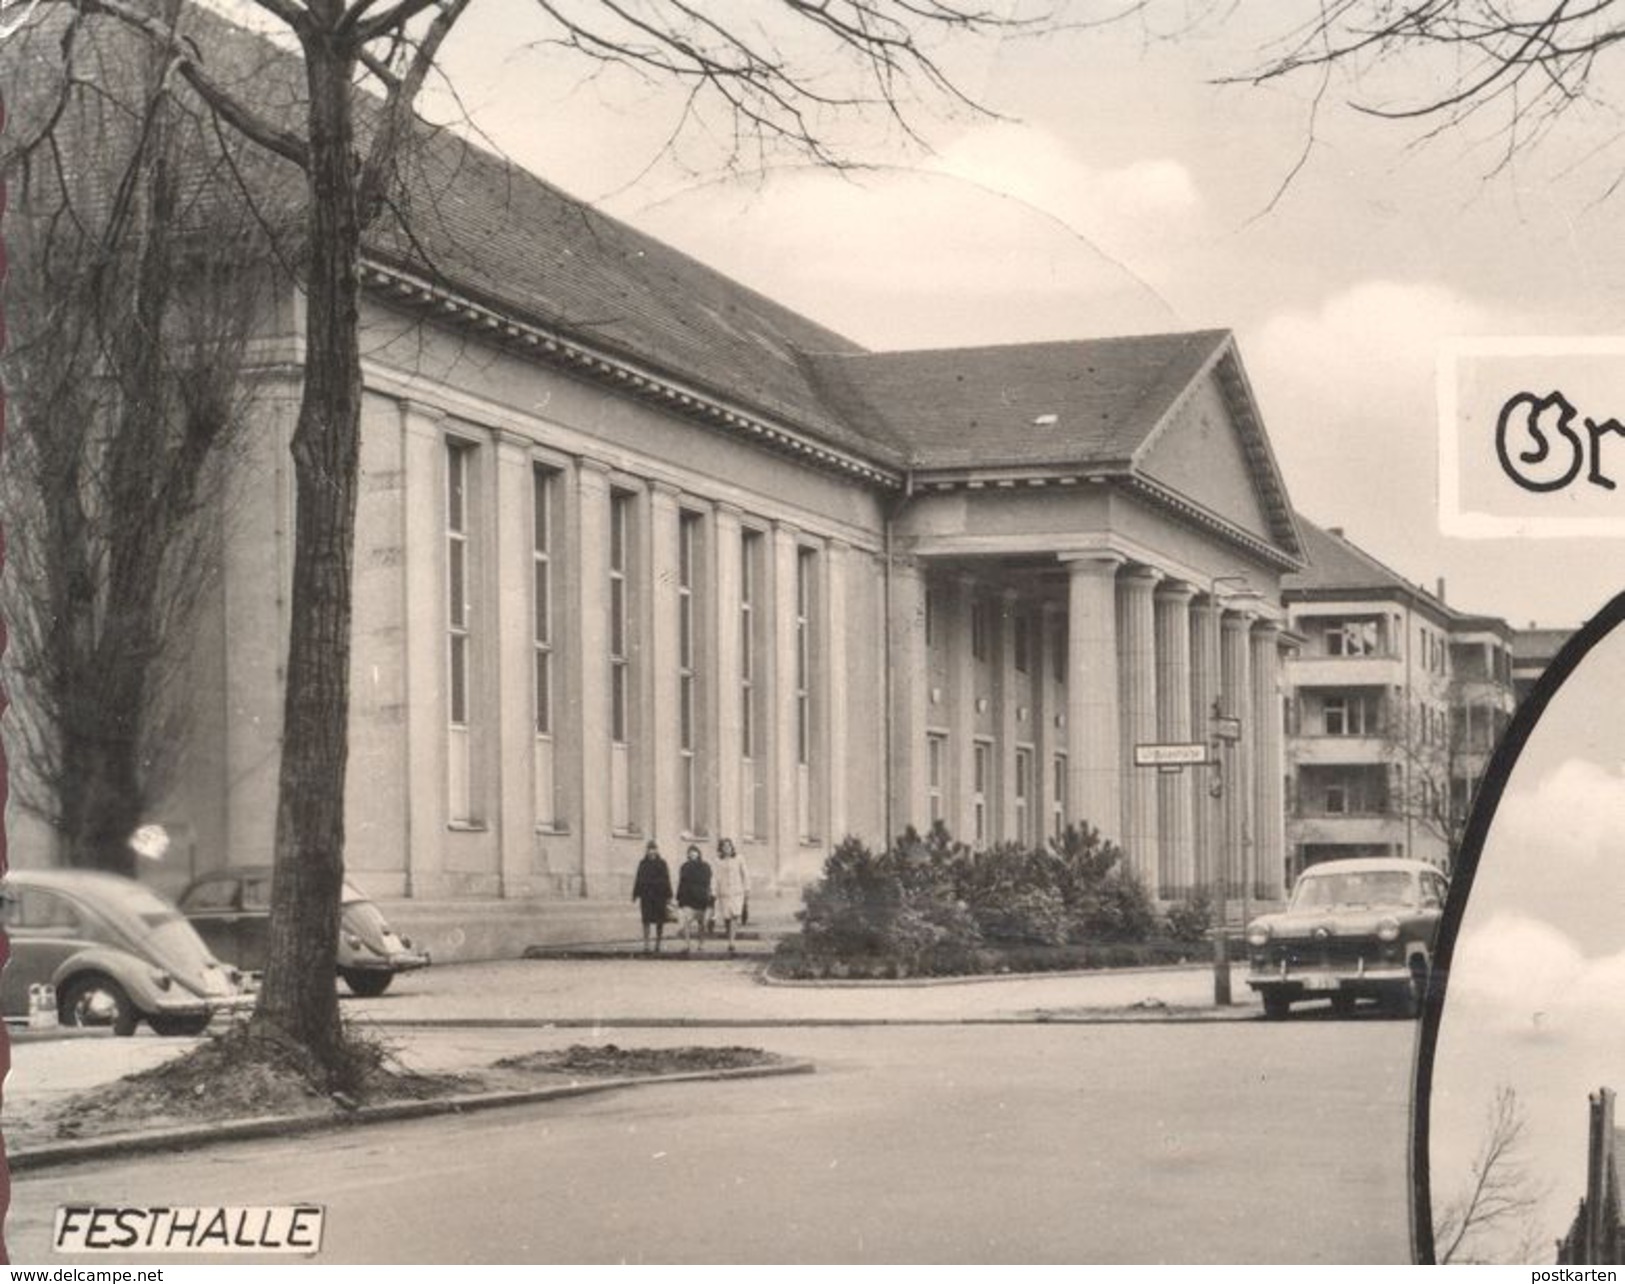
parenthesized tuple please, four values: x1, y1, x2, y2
(1207, 575, 1256, 1007)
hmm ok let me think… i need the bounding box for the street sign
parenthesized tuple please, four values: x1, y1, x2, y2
(1212, 715, 1242, 742)
(1134, 743, 1210, 767)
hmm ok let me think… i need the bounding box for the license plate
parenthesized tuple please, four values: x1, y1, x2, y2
(1300, 975, 1340, 991)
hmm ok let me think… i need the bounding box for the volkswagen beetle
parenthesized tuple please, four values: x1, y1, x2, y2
(1245, 857, 1449, 1019)
(179, 866, 430, 996)
(2, 869, 253, 1036)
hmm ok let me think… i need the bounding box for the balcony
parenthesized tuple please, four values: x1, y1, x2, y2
(1287, 814, 1408, 847)
(1288, 654, 1404, 688)
(1289, 735, 1390, 765)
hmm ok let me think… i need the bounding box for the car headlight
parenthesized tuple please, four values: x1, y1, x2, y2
(344, 934, 363, 950)
(1246, 922, 1270, 947)
(1376, 918, 1401, 942)
(150, 969, 173, 991)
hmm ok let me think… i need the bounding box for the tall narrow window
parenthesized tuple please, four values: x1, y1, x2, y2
(972, 739, 991, 845)
(740, 530, 758, 760)
(923, 587, 936, 649)
(796, 546, 819, 841)
(1052, 615, 1067, 685)
(1052, 754, 1067, 838)
(532, 465, 557, 826)
(740, 529, 765, 838)
(609, 491, 634, 832)
(1014, 613, 1031, 675)
(927, 733, 946, 826)
(446, 441, 475, 822)
(678, 511, 702, 835)
(609, 492, 632, 745)
(1014, 747, 1033, 845)
(796, 549, 813, 768)
(971, 596, 990, 662)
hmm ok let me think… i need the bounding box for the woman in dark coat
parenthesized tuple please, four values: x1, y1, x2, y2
(631, 841, 674, 954)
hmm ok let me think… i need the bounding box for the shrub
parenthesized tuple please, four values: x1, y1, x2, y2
(1048, 823, 1157, 943)
(788, 822, 1169, 977)
(955, 843, 1070, 946)
(1162, 893, 1213, 945)
(797, 831, 980, 974)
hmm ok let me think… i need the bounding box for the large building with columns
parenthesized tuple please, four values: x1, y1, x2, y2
(117, 113, 1309, 952)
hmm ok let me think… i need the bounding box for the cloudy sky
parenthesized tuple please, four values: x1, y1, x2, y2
(407, 0, 1625, 629)
(1429, 617, 1625, 1260)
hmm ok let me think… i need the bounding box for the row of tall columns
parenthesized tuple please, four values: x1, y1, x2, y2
(1102, 568, 1286, 903)
(885, 554, 1289, 904)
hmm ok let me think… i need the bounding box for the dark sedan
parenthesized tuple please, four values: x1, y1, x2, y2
(1245, 857, 1449, 1019)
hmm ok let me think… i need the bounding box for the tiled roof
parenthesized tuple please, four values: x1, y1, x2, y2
(6, 5, 879, 459)
(368, 114, 879, 458)
(9, 6, 1302, 558)
(805, 331, 1232, 470)
(1286, 518, 1523, 636)
(1284, 519, 1448, 611)
(1512, 627, 1573, 663)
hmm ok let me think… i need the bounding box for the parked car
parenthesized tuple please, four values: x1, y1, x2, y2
(1245, 857, 1449, 1020)
(178, 866, 430, 996)
(2, 869, 253, 1036)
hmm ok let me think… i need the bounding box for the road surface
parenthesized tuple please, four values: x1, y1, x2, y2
(9, 1018, 1415, 1263)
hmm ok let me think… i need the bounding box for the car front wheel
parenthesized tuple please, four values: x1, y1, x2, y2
(1261, 991, 1292, 1021)
(59, 974, 138, 1037)
(1387, 959, 1429, 1019)
(339, 968, 393, 997)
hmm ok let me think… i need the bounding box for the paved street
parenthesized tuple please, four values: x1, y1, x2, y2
(7, 966, 1417, 1264)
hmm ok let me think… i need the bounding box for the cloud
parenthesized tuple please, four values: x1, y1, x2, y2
(925, 123, 1202, 252)
(624, 145, 1195, 347)
(1445, 912, 1586, 1034)
(1486, 757, 1625, 871)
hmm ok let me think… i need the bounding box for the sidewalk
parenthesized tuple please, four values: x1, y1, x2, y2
(346, 955, 1256, 1026)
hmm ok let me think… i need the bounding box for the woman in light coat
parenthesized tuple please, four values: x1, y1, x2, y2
(712, 838, 750, 956)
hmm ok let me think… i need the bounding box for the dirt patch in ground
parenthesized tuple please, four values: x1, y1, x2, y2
(39, 1024, 474, 1146)
(21, 1033, 780, 1152)
(490, 1043, 782, 1078)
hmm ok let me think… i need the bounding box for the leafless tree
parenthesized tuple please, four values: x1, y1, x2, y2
(1378, 674, 1512, 867)
(3, 12, 276, 875)
(12, 0, 1052, 1077)
(1434, 1085, 1549, 1264)
(1241, 2, 1625, 185)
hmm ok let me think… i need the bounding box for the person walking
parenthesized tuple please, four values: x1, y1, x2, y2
(631, 841, 673, 955)
(713, 837, 750, 956)
(675, 844, 713, 954)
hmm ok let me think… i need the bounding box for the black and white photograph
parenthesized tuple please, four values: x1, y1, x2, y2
(1, 0, 1623, 1266)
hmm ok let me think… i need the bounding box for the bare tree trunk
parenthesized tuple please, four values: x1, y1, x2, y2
(254, 29, 363, 1070)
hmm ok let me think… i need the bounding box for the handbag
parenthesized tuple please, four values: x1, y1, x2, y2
(664, 900, 679, 924)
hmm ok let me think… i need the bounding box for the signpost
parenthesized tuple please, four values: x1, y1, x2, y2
(1132, 743, 1210, 768)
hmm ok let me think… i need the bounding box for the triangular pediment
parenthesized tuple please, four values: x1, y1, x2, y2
(1133, 341, 1302, 561)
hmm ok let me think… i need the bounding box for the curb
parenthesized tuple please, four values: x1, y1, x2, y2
(9, 1059, 815, 1174)
(359, 1009, 1260, 1030)
(756, 961, 1229, 989)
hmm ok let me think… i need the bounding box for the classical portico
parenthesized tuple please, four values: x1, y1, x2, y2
(868, 330, 1306, 906)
